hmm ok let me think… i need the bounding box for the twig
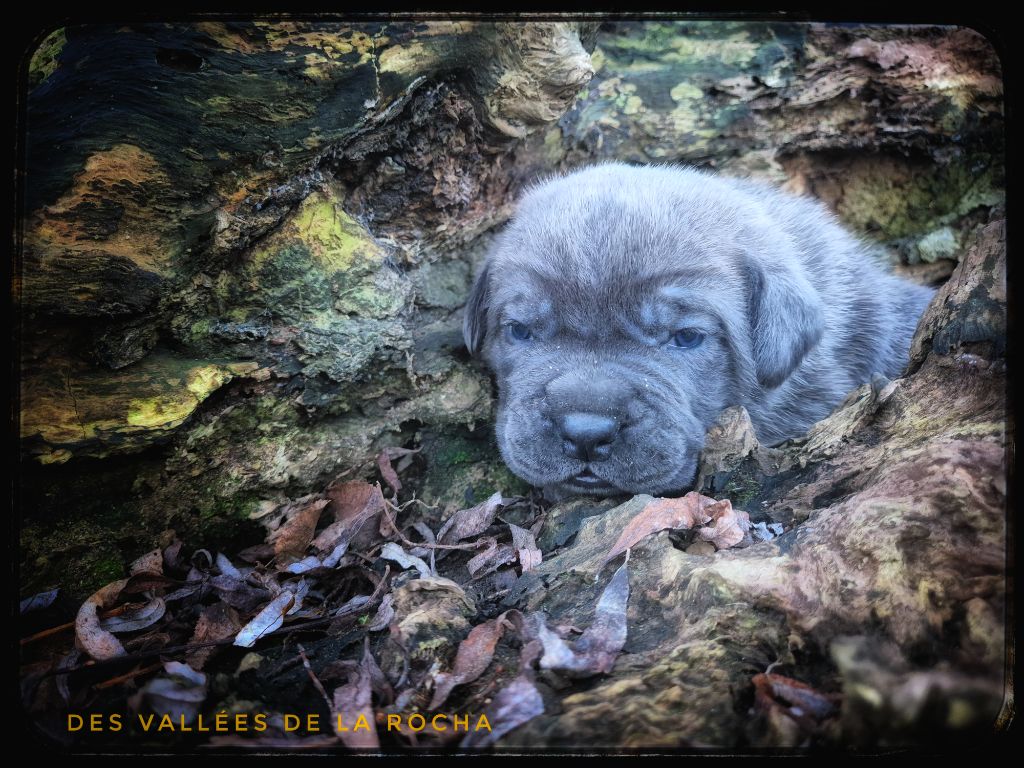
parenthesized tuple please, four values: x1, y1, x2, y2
(93, 662, 164, 690)
(380, 501, 481, 552)
(297, 644, 333, 712)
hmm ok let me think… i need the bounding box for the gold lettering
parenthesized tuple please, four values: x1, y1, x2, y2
(109, 714, 122, 732)
(386, 714, 401, 731)
(354, 714, 370, 732)
(475, 714, 492, 732)
(253, 713, 268, 732)
(215, 712, 228, 732)
(158, 714, 175, 731)
(431, 714, 448, 732)
(138, 714, 155, 732)
(408, 714, 426, 732)
(67, 714, 83, 732)
(452, 714, 469, 731)
(89, 714, 104, 732)
(284, 714, 300, 732)
(307, 714, 320, 733)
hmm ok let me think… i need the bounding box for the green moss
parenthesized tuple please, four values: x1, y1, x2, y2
(415, 428, 531, 517)
(720, 465, 761, 509)
(28, 28, 66, 89)
(836, 157, 1003, 242)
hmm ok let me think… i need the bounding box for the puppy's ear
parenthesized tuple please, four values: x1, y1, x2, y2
(745, 256, 824, 389)
(462, 260, 492, 357)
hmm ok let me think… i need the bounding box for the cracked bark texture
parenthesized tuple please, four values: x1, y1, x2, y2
(18, 23, 1006, 745)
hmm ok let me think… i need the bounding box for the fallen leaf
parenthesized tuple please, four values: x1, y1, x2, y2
(314, 482, 385, 554)
(534, 560, 630, 677)
(100, 598, 166, 633)
(572, 560, 629, 673)
(269, 498, 329, 560)
(696, 499, 751, 550)
(603, 492, 720, 565)
(216, 552, 242, 578)
(467, 539, 517, 577)
(333, 594, 372, 618)
(20, 589, 59, 614)
(437, 492, 504, 545)
(284, 580, 310, 615)
(380, 542, 433, 577)
(408, 521, 437, 560)
(366, 594, 395, 632)
(130, 549, 164, 576)
(132, 661, 207, 724)
(404, 576, 475, 613)
(460, 676, 544, 748)
(237, 543, 275, 563)
(187, 603, 242, 669)
(162, 540, 184, 572)
(233, 591, 295, 648)
(75, 580, 129, 660)
(377, 450, 402, 495)
(428, 614, 509, 709)
(283, 555, 327, 575)
(211, 574, 272, 613)
(119, 572, 182, 595)
(510, 524, 542, 572)
(332, 643, 380, 748)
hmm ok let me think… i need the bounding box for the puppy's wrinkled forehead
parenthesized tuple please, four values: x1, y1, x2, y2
(489, 181, 748, 333)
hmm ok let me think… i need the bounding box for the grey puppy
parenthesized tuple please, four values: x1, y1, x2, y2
(463, 163, 934, 498)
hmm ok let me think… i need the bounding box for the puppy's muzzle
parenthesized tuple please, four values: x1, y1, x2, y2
(544, 369, 632, 463)
(557, 412, 620, 461)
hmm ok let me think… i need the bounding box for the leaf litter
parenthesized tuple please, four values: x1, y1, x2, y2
(23, 444, 778, 751)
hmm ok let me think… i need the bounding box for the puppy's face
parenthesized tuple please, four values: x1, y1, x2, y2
(463, 165, 824, 498)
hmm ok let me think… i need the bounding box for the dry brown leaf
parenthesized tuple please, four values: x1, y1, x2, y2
(460, 676, 544, 748)
(429, 614, 510, 709)
(314, 482, 385, 554)
(233, 591, 294, 648)
(332, 643, 380, 748)
(269, 498, 329, 560)
(437, 492, 503, 545)
(377, 450, 402, 496)
(130, 549, 164, 576)
(188, 603, 242, 669)
(100, 598, 166, 633)
(119, 572, 181, 595)
(697, 499, 751, 550)
(603, 492, 720, 566)
(75, 579, 129, 660)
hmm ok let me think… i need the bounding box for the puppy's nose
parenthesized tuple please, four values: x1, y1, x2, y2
(558, 413, 619, 462)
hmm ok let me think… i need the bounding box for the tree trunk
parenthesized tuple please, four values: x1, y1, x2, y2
(19, 20, 1006, 747)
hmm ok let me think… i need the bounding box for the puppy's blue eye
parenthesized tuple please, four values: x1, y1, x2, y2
(670, 328, 704, 349)
(508, 321, 532, 341)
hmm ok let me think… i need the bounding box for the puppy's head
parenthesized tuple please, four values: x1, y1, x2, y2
(464, 164, 823, 498)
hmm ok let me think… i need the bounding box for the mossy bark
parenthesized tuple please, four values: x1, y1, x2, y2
(19, 17, 1004, 633)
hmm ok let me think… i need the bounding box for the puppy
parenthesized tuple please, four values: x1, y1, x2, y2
(463, 163, 934, 498)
